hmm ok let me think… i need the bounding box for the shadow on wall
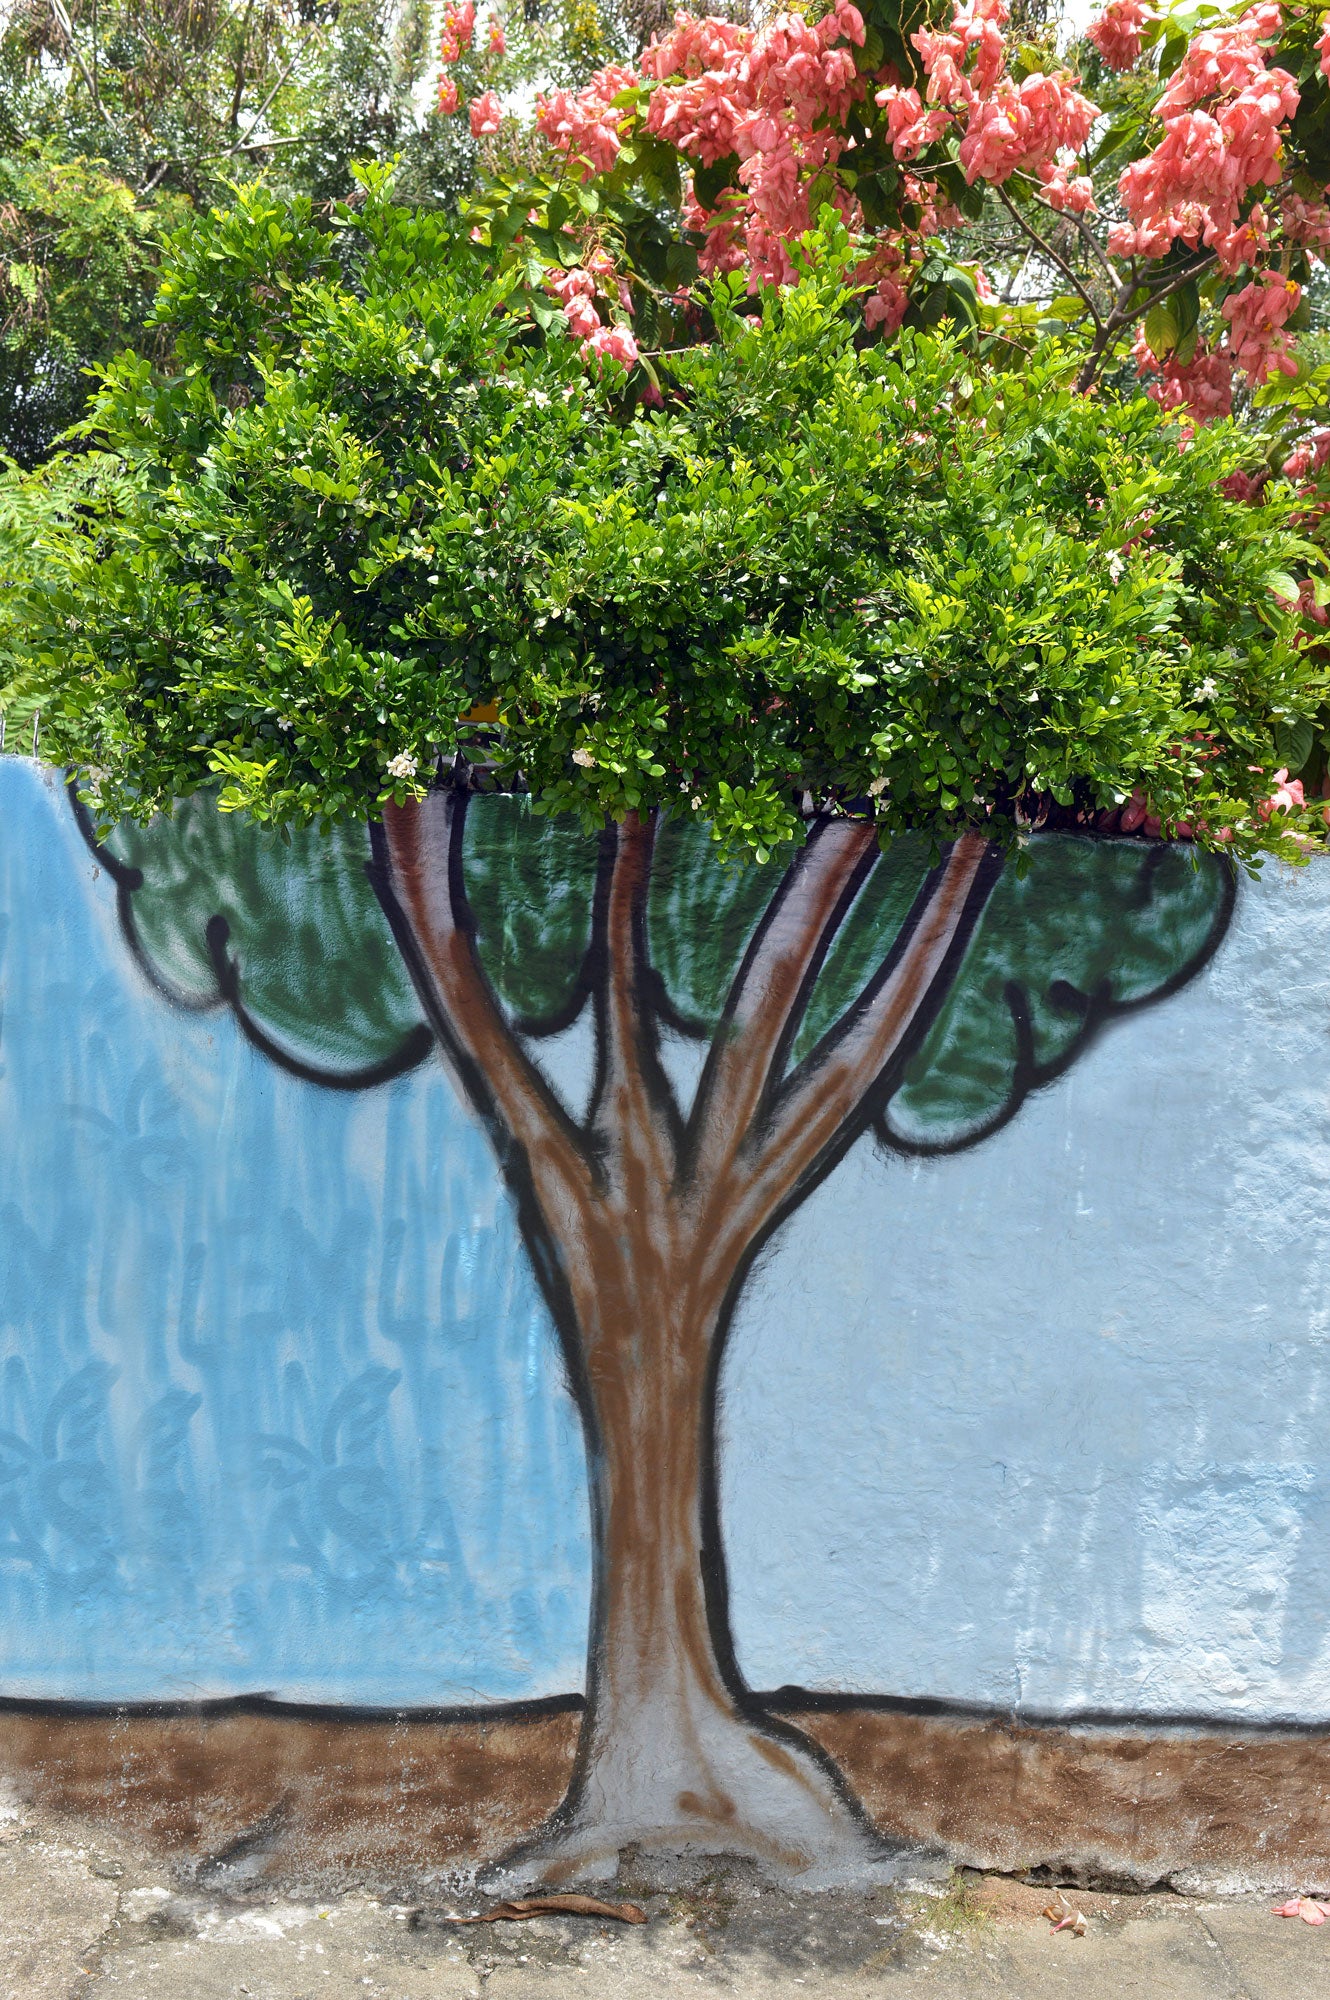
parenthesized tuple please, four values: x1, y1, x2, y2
(1, 756, 1329, 1884)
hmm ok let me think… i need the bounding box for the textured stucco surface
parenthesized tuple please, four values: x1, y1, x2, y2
(722, 853, 1330, 1720)
(1, 756, 1329, 1744)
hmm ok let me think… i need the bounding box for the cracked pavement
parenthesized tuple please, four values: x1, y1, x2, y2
(1, 1790, 1327, 1998)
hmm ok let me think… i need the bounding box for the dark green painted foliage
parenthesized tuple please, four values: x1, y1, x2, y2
(647, 815, 774, 1034)
(885, 836, 1232, 1148)
(106, 797, 424, 1075)
(461, 796, 598, 1027)
(97, 795, 1231, 1158)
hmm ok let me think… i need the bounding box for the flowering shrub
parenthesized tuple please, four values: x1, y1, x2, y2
(436, 0, 1330, 438)
(10, 191, 1322, 864)
(414, 0, 1330, 819)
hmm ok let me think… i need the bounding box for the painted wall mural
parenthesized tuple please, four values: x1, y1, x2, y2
(2, 757, 1330, 1886)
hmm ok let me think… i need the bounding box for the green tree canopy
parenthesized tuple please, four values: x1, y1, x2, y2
(0, 150, 185, 466)
(13, 187, 1325, 865)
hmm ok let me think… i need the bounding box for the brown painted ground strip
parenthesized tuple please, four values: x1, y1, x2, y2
(0, 1703, 1324, 1892)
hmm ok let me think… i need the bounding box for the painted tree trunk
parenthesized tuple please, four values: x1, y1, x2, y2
(523, 1212, 891, 1884)
(375, 791, 999, 1885)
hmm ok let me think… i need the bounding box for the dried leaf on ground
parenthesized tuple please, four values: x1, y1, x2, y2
(1042, 1892, 1088, 1936)
(445, 1895, 648, 1926)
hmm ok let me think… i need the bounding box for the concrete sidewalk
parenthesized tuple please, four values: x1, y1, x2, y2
(3, 1794, 1328, 1999)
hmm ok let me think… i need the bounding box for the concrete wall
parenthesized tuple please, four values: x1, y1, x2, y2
(1, 758, 1327, 1890)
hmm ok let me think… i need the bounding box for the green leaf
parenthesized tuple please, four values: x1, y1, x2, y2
(692, 154, 740, 212)
(1143, 295, 1180, 359)
(1274, 716, 1315, 773)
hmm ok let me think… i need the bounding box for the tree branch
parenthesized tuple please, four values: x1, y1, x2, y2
(227, 47, 304, 152)
(377, 790, 598, 1223)
(228, 0, 256, 128)
(1006, 175, 1117, 291)
(995, 184, 1103, 334)
(686, 815, 878, 1198)
(1075, 251, 1218, 393)
(1066, 207, 1117, 287)
(48, 0, 114, 127)
(709, 833, 998, 1259)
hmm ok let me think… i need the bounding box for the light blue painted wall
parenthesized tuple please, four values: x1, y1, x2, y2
(2, 757, 1329, 1720)
(0, 761, 590, 1703)
(721, 861, 1330, 1722)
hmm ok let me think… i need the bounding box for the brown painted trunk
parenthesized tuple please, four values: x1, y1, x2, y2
(492, 1206, 897, 1889)
(375, 791, 995, 1889)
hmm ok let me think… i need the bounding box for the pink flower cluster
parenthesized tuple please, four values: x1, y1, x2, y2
(1112, 5, 1299, 269)
(1221, 269, 1300, 384)
(470, 88, 502, 136)
(1087, 0, 1157, 71)
(537, 63, 637, 176)
(643, 2, 864, 162)
(1283, 429, 1330, 480)
(543, 264, 639, 366)
(878, 0, 1096, 194)
(1281, 190, 1330, 248)
(851, 179, 956, 331)
(1109, 7, 1314, 407)
(437, 0, 507, 124)
(1131, 329, 1235, 420)
(436, 0, 474, 113)
(960, 74, 1097, 186)
(505, 0, 1330, 414)
(439, 0, 475, 63)
(630, 2, 868, 285)
(1259, 766, 1307, 815)
(683, 179, 745, 277)
(909, 0, 1007, 108)
(1038, 159, 1096, 212)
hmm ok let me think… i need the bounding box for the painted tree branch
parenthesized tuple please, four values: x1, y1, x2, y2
(590, 810, 679, 1200)
(689, 818, 878, 1198)
(379, 791, 598, 1223)
(725, 834, 997, 1248)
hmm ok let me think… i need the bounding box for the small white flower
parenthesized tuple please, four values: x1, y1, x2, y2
(867, 775, 889, 797)
(1196, 676, 1218, 700)
(277, 719, 293, 732)
(529, 389, 550, 407)
(386, 751, 418, 781)
(690, 795, 703, 810)
(571, 747, 596, 769)
(1107, 552, 1125, 583)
